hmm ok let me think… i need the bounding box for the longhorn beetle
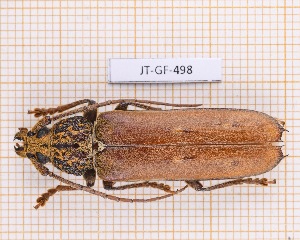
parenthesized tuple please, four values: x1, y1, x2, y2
(14, 99, 286, 209)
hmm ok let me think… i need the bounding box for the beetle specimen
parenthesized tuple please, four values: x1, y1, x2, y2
(14, 99, 286, 209)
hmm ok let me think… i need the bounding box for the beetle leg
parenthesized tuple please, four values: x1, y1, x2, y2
(44, 99, 201, 124)
(83, 169, 96, 187)
(275, 118, 285, 127)
(131, 99, 201, 108)
(26, 154, 51, 176)
(33, 163, 188, 208)
(185, 180, 204, 191)
(103, 180, 175, 193)
(29, 100, 97, 133)
(29, 99, 200, 118)
(82, 101, 98, 123)
(31, 116, 52, 133)
(103, 180, 116, 189)
(35, 183, 187, 209)
(34, 185, 77, 209)
(115, 102, 162, 111)
(28, 99, 96, 118)
(198, 178, 277, 192)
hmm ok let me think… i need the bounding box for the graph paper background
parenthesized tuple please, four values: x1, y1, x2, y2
(1, 1, 299, 239)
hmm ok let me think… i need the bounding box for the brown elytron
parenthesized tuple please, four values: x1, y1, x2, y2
(95, 109, 284, 181)
(13, 99, 286, 208)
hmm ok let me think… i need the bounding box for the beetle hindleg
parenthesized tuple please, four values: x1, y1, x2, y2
(275, 118, 285, 126)
(82, 101, 98, 123)
(28, 99, 96, 118)
(103, 180, 175, 193)
(198, 178, 276, 192)
(115, 102, 162, 111)
(103, 180, 116, 189)
(185, 180, 204, 191)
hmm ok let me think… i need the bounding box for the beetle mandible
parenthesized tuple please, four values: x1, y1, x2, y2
(14, 99, 286, 209)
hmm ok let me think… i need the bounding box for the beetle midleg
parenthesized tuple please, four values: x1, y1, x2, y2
(28, 99, 96, 118)
(83, 169, 97, 187)
(185, 180, 204, 191)
(115, 102, 162, 111)
(103, 180, 174, 193)
(198, 178, 276, 192)
(83, 100, 98, 123)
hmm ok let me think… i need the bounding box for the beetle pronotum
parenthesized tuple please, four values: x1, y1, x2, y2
(14, 99, 286, 209)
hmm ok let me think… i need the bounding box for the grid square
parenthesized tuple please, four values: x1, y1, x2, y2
(0, 1, 299, 240)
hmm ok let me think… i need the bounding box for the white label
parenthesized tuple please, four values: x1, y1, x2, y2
(108, 58, 222, 83)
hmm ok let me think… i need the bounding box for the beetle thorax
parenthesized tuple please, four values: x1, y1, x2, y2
(49, 116, 94, 176)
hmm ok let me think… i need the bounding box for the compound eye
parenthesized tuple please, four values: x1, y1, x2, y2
(26, 153, 36, 159)
(27, 131, 35, 137)
(37, 127, 50, 138)
(36, 152, 50, 164)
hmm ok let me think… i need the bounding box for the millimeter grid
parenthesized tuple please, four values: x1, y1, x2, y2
(1, 1, 299, 240)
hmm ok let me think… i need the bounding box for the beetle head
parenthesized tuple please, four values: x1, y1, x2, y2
(14, 127, 51, 164)
(14, 128, 29, 158)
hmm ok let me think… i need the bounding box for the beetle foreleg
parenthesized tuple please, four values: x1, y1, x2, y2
(30, 116, 51, 133)
(103, 180, 175, 193)
(33, 162, 188, 208)
(198, 178, 277, 192)
(29, 99, 97, 133)
(34, 185, 76, 209)
(28, 99, 96, 118)
(27, 155, 51, 176)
